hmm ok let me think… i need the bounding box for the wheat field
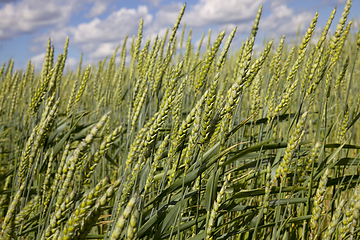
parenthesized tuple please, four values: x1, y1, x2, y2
(0, 0, 360, 239)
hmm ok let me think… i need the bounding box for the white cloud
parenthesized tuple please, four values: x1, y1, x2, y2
(0, 0, 75, 40)
(30, 52, 45, 70)
(31, 4, 151, 59)
(85, 1, 108, 18)
(88, 42, 118, 59)
(76, 37, 132, 61)
(144, 0, 163, 7)
(64, 57, 78, 71)
(37, 28, 69, 45)
(354, 20, 359, 29)
(152, 2, 183, 26)
(183, 0, 265, 27)
(270, 0, 293, 8)
(72, 5, 152, 44)
(259, 4, 313, 36)
(137, 2, 184, 41)
(31, 27, 70, 54)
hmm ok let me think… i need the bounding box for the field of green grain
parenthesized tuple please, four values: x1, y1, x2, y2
(0, 0, 360, 239)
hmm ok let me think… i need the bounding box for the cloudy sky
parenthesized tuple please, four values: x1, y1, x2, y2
(0, 0, 358, 70)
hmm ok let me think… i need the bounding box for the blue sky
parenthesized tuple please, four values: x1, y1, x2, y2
(0, 0, 358, 71)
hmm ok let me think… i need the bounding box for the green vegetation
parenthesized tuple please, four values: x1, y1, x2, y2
(1, 0, 360, 239)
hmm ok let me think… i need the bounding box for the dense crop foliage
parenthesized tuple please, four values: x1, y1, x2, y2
(1, 0, 360, 239)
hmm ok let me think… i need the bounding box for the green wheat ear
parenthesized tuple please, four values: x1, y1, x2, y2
(196, 30, 225, 94)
